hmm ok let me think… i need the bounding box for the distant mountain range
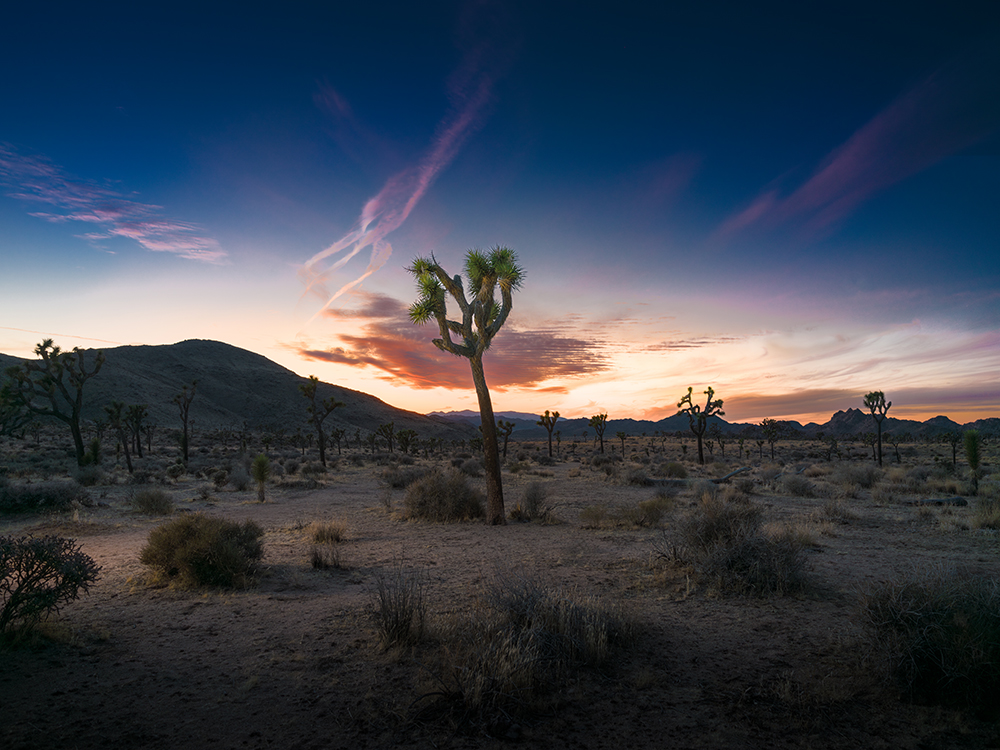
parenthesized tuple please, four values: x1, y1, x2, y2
(3, 339, 995, 442)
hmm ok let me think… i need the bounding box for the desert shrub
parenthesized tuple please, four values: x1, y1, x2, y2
(781, 473, 816, 497)
(349, 454, 366, 467)
(300, 461, 328, 477)
(370, 564, 426, 648)
(459, 457, 483, 477)
(309, 519, 347, 544)
(732, 477, 756, 497)
(128, 468, 157, 485)
(623, 466, 653, 486)
(382, 466, 426, 489)
(680, 495, 763, 552)
(757, 465, 782, 483)
(421, 573, 633, 728)
(284, 459, 300, 476)
(128, 488, 174, 515)
(618, 492, 674, 527)
(228, 465, 251, 491)
(972, 496, 1000, 530)
(73, 465, 105, 487)
(1, 535, 100, 637)
(579, 504, 609, 528)
(871, 483, 897, 505)
(211, 469, 228, 489)
(251, 454, 270, 502)
(699, 531, 807, 596)
(832, 463, 881, 489)
(661, 461, 688, 479)
(591, 453, 623, 469)
(534, 454, 556, 466)
(166, 463, 185, 480)
(858, 571, 1000, 712)
(139, 514, 264, 588)
(509, 482, 553, 522)
(403, 468, 484, 522)
(506, 460, 529, 474)
(0, 481, 88, 514)
(689, 479, 719, 502)
(820, 497, 858, 523)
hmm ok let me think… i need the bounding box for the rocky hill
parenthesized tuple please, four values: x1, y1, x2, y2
(1, 340, 474, 441)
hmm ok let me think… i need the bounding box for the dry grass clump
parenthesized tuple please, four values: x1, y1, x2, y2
(509, 482, 556, 523)
(665, 494, 809, 596)
(617, 490, 675, 528)
(659, 461, 688, 479)
(578, 503, 610, 528)
(370, 564, 426, 649)
(831, 463, 881, 489)
(871, 483, 897, 505)
(139, 514, 264, 588)
(403, 468, 484, 522)
(971, 494, 1000, 530)
(858, 570, 1000, 714)
(803, 464, 832, 478)
(128, 487, 174, 515)
(818, 497, 858, 523)
(781, 474, 817, 498)
(622, 466, 654, 486)
(308, 519, 347, 544)
(416, 572, 633, 730)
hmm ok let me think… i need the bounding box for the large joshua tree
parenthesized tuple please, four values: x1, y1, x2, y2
(678, 386, 724, 465)
(537, 410, 560, 458)
(408, 246, 524, 525)
(863, 390, 892, 467)
(2, 339, 105, 467)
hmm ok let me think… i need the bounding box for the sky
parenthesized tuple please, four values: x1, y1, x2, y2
(1, 1, 998, 425)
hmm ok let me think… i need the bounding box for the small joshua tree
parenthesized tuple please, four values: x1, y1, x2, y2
(396, 429, 418, 455)
(760, 418, 781, 460)
(589, 413, 608, 454)
(376, 422, 396, 453)
(616, 431, 627, 454)
(677, 387, 724, 465)
(408, 246, 524, 525)
(537, 410, 560, 457)
(964, 429, 981, 494)
(497, 420, 515, 459)
(251, 453, 270, 502)
(863, 390, 892, 467)
(299, 375, 345, 468)
(174, 381, 197, 465)
(105, 401, 134, 473)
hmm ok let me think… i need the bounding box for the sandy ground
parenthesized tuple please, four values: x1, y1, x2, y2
(2, 451, 1000, 749)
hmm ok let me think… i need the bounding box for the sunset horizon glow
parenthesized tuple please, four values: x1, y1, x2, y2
(1, 3, 997, 428)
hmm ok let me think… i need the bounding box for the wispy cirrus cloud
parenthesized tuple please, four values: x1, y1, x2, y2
(298, 3, 517, 324)
(295, 291, 609, 391)
(716, 44, 1000, 239)
(0, 143, 225, 262)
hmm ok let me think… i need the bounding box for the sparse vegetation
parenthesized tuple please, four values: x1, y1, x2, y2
(0, 480, 89, 514)
(370, 564, 426, 648)
(128, 487, 174, 515)
(508, 481, 554, 522)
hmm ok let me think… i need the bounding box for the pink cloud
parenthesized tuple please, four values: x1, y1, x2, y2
(300, 4, 516, 322)
(716, 44, 1000, 239)
(0, 144, 225, 263)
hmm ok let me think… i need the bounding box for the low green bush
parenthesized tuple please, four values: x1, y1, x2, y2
(139, 514, 264, 588)
(403, 468, 484, 522)
(1, 535, 100, 637)
(128, 488, 174, 515)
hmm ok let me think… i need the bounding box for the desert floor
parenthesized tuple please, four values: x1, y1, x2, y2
(2, 442, 999, 750)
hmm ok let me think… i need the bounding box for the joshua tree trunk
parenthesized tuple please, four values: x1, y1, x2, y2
(470, 355, 504, 524)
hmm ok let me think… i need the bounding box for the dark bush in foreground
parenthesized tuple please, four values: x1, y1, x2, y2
(1, 535, 100, 637)
(670, 495, 808, 596)
(403, 468, 484, 522)
(0, 481, 89, 514)
(858, 572, 1000, 713)
(418, 572, 633, 729)
(139, 514, 264, 588)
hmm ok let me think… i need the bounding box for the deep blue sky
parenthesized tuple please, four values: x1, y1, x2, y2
(1, 1, 998, 422)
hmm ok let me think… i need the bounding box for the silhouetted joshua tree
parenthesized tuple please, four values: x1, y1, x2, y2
(677, 386, 724, 465)
(863, 390, 892, 467)
(497, 420, 515, 459)
(174, 381, 197, 465)
(760, 418, 780, 460)
(537, 410, 560, 457)
(2, 339, 105, 466)
(589, 413, 608, 454)
(299, 375, 344, 468)
(408, 246, 524, 525)
(105, 401, 133, 474)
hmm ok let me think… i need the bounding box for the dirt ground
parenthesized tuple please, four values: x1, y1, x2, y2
(2, 445, 999, 750)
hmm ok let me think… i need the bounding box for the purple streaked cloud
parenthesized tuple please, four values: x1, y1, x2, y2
(0, 143, 225, 262)
(716, 45, 1000, 240)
